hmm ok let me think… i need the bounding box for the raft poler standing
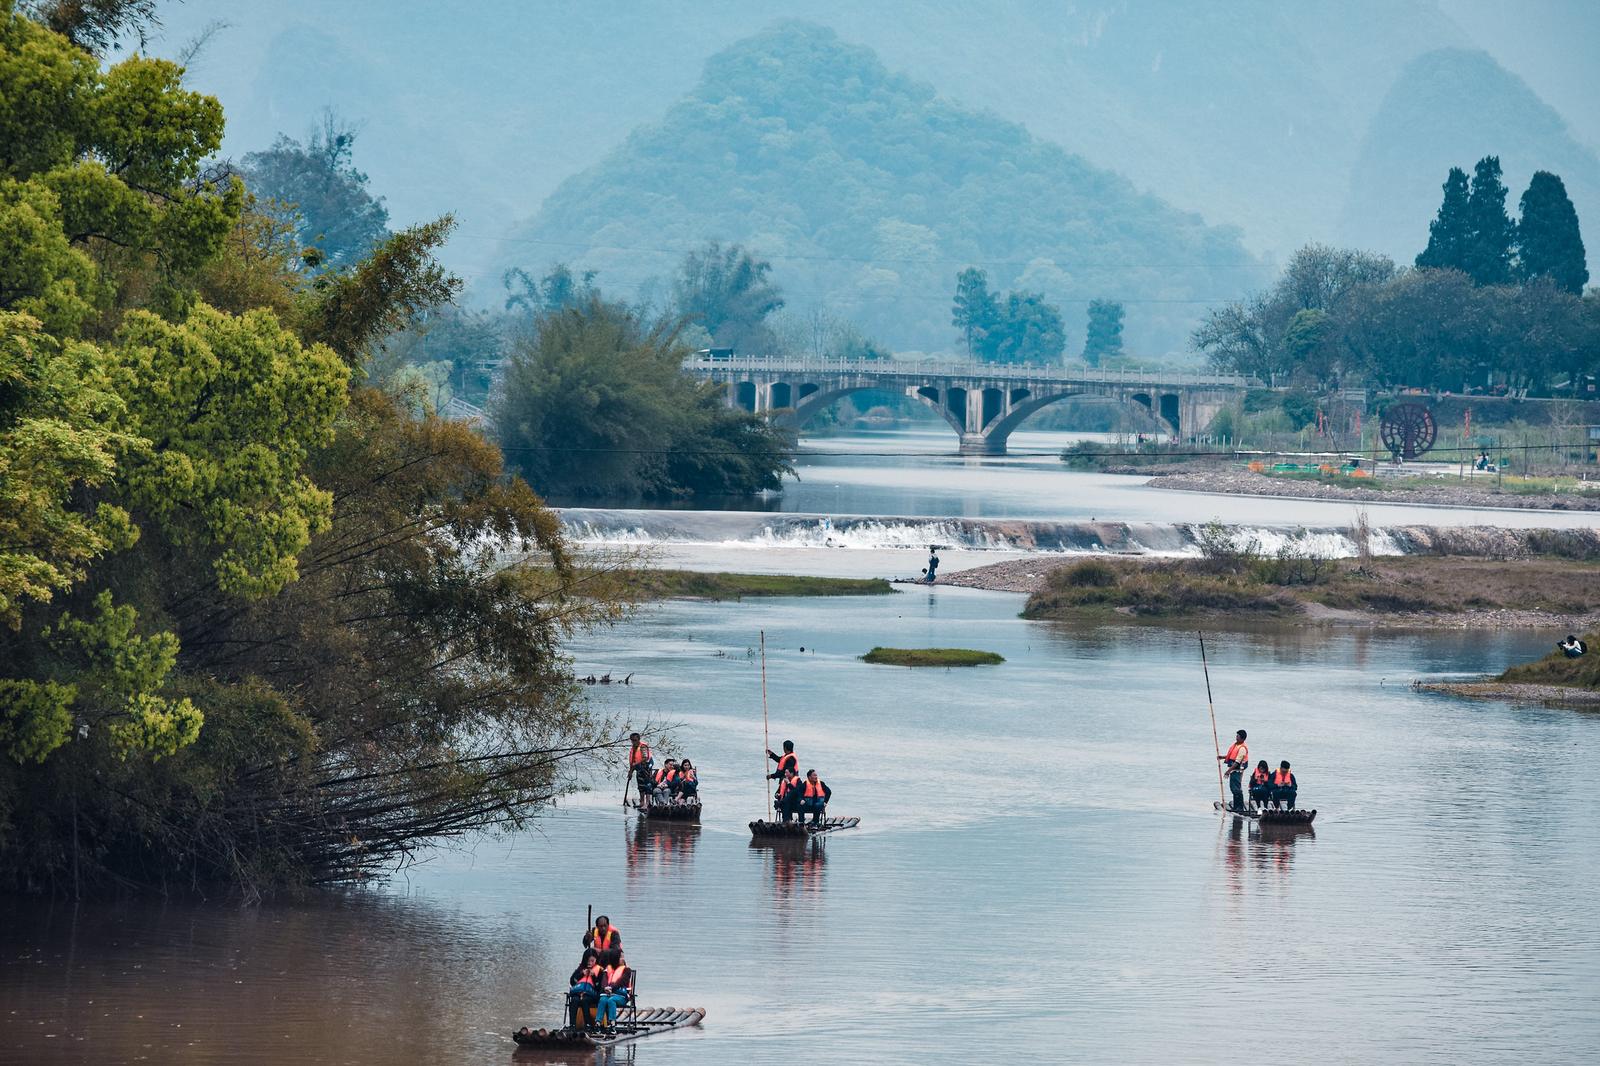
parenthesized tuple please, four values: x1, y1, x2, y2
(767, 739, 798, 781)
(1218, 729, 1249, 812)
(629, 733, 654, 810)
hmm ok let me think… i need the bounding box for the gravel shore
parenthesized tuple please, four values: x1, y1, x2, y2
(1150, 466, 1600, 511)
(1414, 680, 1600, 706)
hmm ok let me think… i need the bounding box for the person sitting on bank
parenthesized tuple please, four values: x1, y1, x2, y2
(674, 759, 698, 801)
(568, 949, 602, 1029)
(1249, 760, 1273, 810)
(799, 768, 832, 827)
(1219, 729, 1249, 812)
(767, 740, 798, 780)
(595, 949, 634, 1033)
(629, 733, 655, 808)
(583, 915, 621, 953)
(1559, 634, 1587, 658)
(776, 766, 803, 823)
(1271, 761, 1298, 810)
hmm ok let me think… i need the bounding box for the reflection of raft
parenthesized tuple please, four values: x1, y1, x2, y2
(513, 1007, 707, 1049)
(629, 799, 701, 821)
(1214, 801, 1316, 826)
(749, 816, 859, 837)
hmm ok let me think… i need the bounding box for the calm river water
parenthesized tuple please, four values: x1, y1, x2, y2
(4, 430, 1598, 1064)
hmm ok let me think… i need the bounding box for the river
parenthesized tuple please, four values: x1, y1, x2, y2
(4, 430, 1598, 1064)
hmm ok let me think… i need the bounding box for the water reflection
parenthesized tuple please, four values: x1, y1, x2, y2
(749, 836, 828, 902)
(624, 817, 700, 884)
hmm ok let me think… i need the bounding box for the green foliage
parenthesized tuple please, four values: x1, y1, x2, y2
(1462, 156, 1515, 286)
(111, 304, 349, 598)
(951, 267, 998, 357)
(1416, 167, 1471, 274)
(0, 313, 137, 628)
(632, 570, 893, 600)
(1517, 171, 1589, 294)
(860, 647, 1004, 667)
(494, 295, 793, 498)
(241, 113, 391, 269)
(0, 678, 75, 763)
(309, 215, 460, 359)
(949, 267, 1065, 364)
(672, 241, 784, 352)
(503, 263, 597, 316)
(1083, 299, 1124, 366)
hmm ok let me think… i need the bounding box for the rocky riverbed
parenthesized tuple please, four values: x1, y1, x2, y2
(1150, 466, 1600, 511)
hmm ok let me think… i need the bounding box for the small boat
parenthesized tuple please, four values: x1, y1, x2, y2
(749, 816, 859, 838)
(1214, 801, 1316, 826)
(629, 799, 701, 821)
(513, 1007, 706, 1050)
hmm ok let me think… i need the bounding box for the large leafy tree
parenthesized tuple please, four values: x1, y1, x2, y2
(1082, 299, 1125, 366)
(951, 267, 998, 358)
(1516, 170, 1589, 295)
(672, 241, 784, 352)
(241, 113, 391, 269)
(991, 290, 1065, 365)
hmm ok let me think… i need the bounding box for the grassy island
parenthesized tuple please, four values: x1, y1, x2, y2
(861, 647, 1005, 667)
(636, 570, 895, 601)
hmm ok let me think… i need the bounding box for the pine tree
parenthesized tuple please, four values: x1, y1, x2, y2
(1416, 167, 1471, 273)
(1516, 170, 1589, 294)
(951, 267, 998, 358)
(1462, 156, 1515, 286)
(1082, 299, 1124, 367)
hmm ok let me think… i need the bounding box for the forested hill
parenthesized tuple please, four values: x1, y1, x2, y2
(496, 23, 1264, 355)
(1339, 48, 1600, 273)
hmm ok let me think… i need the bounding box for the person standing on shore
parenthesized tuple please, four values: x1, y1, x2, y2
(1219, 729, 1249, 812)
(924, 546, 941, 584)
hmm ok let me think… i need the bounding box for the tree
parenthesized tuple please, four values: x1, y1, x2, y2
(493, 296, 792, 498)
(241, 112, 391, 269)
(502, 263, 598, 316)
(1416, 167, 1471, 274)
(1082, 299, 1124, 366)
(18, 0, 160, 53)
(991, 291, 1065, 364)
(672, 241, 784, 352)
(951, 267, 998, 357)
(1516, 170, 1589, 295)
(1462, 156, 1515, 286)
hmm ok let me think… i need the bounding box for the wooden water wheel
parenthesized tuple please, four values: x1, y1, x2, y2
(1379, 402, 1436, 460)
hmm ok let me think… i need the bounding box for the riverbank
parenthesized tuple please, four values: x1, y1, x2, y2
(1419, 633, 1600, 706)
(635, 570, 895, 600)
(1150, 465, 1600, 512)
(941, 555, 1600, 629)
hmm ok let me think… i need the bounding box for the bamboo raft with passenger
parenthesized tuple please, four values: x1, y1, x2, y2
(513, 1006, 707, 1050)
(628, 798, 702, 820)
(749, 815, 859, 837)
(1212, 801, 1317, 826)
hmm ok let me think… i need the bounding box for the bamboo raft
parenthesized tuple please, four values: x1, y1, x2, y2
(513, 1007, 707, 1049)
(1214, 801, 1317, 826)
(749, 816, 859, 837)
(629, 799, 702, 820)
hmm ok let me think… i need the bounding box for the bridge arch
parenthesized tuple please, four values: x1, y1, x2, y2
(982, 388, 1176, 448)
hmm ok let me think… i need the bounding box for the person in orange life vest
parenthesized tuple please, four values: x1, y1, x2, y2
(1271, 761, 1297, 810)
(775, 766, 803, 822)
(767, 740, 798, 780)
(1249, 760, 1273, 810)
(595, 949, 633, 1031)
(673, 759, 698, 801)
(568, 949, 602, 1029)
(629, 733, 655, 807)
(798, 768, 832, 826)
(653, 759, 679, 802)
(1218, 729, 1249, 812)
(583, 915, 621, 953)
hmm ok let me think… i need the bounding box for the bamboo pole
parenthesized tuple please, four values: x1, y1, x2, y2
(761, 630, 772, 821)
(1199, 632, 1226, 808)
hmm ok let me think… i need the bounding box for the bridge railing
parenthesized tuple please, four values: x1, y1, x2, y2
(682, 353, 1257, 388)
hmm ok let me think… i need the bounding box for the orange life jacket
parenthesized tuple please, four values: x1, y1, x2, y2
(804, 778, 827, 799)
(1225, 742, 1248, 767)
(574, 964, 601, 987)
(1251, 767, 1271, 786)
(603, 964, 629, 990)
(1273, 769, 1295, 787)
(590, 926, 618, 950)
(777, 775, 798, 799)
(776, 751, 797, 774)
(630, 744, 652, 767)
(654, 767, 676, 786)
(679, 768, 696, 784)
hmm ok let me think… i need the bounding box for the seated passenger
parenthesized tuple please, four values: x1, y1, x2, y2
(775, 767, 803, 823)
(798, 769, 831, 827)
(652, 759, 679, 803)
(568, 949, 602, 1029)
(595, 949, 633, 1032)
(1271, 761, 1297, 810)
(1249, 760, 1273, 810)
(674, 759, 698, 801)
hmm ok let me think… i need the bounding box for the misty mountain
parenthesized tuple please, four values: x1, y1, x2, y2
(1339, 48, 1600, 271)
(493, 23, 1264, 355)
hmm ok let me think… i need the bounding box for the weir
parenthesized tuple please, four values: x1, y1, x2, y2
(685, 354, 1252, 454)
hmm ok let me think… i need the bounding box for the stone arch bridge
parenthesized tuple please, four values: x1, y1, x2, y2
(686, 355, 1252, 454)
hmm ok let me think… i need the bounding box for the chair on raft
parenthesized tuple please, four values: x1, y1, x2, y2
(568, 969, 639, 1033)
